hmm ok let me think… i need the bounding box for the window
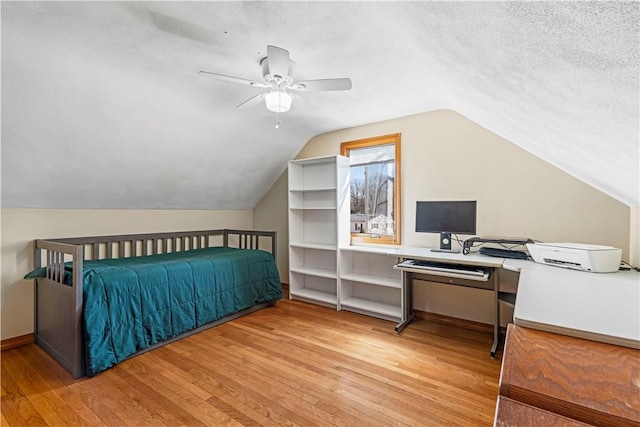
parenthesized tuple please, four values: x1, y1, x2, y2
(340, 133, 401, 245)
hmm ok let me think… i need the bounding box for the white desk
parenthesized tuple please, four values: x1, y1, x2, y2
(387, 246, 640, 356)
(389, 247, 505, 357)
(505, 259, 640, 349)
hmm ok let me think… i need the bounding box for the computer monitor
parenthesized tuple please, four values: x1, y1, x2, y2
(415, 201, 477, 252)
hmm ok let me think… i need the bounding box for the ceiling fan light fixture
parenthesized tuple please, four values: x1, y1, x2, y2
(265, 90, 292, 113)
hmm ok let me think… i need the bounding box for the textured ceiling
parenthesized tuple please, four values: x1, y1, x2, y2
(2, 1, 638, 209)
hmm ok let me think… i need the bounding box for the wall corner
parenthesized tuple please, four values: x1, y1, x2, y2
(630, 206, 639, 267)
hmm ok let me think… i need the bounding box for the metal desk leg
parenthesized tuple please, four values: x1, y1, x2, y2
(490, 268, 500, 358)
(395, 270, 415, 333)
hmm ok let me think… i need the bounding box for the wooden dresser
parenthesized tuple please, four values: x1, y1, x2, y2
(495, 324, 640, 426)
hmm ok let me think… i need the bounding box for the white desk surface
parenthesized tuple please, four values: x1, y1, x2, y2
(505, 259, 640, 349)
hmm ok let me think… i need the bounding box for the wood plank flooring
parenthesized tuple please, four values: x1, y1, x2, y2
(1, 299, 502, 426)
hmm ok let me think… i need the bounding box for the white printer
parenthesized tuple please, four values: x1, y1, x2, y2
(526, 242, 622, 273)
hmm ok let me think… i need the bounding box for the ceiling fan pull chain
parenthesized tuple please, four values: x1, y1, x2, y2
(275, 112, 281, 129)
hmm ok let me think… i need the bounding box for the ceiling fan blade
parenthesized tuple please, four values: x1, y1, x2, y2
(199, 71, 268, 88)
(267, 45, 290, 79)
(290, 78, 352, 92)
(236, 93, 266, 110)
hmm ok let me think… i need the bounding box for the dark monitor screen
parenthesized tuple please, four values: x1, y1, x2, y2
(415, 201, 477, 235)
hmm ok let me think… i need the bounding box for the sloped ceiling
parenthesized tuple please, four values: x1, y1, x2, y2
(2, 1, 638, 209)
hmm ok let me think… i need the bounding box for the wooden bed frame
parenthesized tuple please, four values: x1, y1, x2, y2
(33, 229, 277, 378)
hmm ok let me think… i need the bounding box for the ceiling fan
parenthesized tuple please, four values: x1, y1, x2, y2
(200, 45, 352, 127)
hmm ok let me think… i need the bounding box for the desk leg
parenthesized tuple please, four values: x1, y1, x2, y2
(395, 270, 415, 334)
(490, 268, 500, 358)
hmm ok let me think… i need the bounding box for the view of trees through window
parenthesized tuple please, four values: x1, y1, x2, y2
(350, 161, 394, 235)
(341, 134, 401, 245)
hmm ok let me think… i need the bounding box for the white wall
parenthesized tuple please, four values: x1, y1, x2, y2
(1, 208, 252, 340)
(253, 171, 289, 281)
(254, 109, 632, 325)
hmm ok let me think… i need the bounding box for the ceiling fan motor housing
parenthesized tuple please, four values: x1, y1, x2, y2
(261, 57, 294, 87)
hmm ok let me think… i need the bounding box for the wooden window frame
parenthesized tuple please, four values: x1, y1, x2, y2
(340, 133, 401, 246)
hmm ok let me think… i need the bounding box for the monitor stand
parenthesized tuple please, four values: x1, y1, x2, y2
(431, 232, 460, 253)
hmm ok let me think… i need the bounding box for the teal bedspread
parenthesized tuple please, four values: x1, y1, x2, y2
(28, 247, 281, 376)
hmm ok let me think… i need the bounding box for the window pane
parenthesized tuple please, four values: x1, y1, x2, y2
(350, 153, 395, 236)
(341, 133, 401, 245)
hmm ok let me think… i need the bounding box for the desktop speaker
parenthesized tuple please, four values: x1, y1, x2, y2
(440, 232, 452, 250)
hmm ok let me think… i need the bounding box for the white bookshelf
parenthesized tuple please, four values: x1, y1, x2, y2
(339, 246, 403, 321)
(340, 296, 402, 319)
(288, 155, 403, 322)
(288, 155, 350, 307)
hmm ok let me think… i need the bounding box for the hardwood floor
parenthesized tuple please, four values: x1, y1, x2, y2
(1, 300, 502, 426)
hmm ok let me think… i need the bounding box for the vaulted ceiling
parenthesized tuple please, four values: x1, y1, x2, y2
(2, 1, 638, 209)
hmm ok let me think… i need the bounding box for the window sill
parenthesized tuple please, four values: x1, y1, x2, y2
(350, 234, 399, 246)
